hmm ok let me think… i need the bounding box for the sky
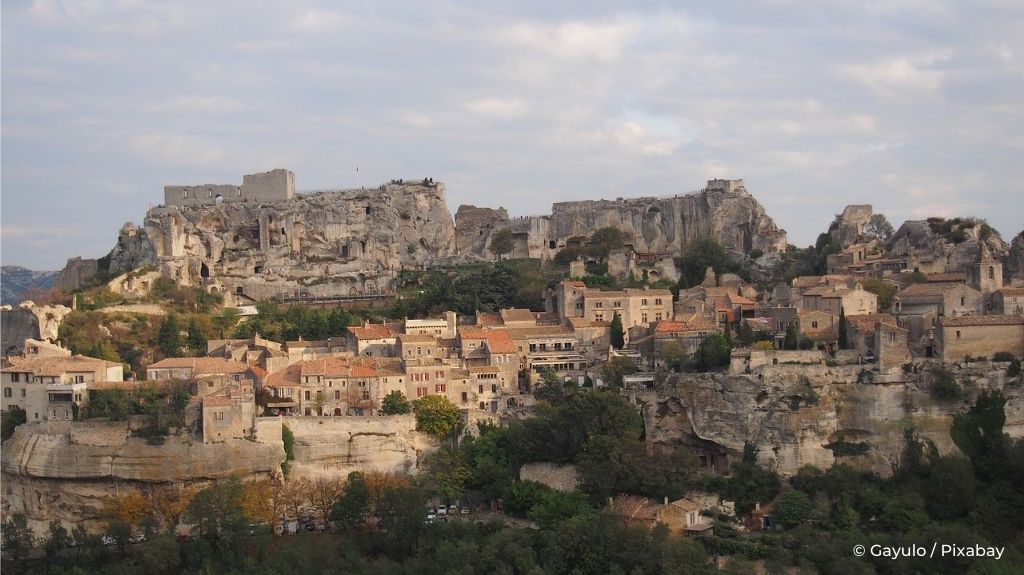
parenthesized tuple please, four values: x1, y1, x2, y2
(2, 0, 1023, 270)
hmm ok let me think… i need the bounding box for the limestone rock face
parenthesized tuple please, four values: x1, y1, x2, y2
(0, 302, 74, 353)
(454, 205, 509, 256)
(281, 416, 435, 481)
(829, 205, 874, 249)
(887, 219, 1010, 274)
(456, 179, 787, 260)
(96, 182, 457, 304)
(1, 421, 284, 534)
(54, 257, 98, 291)
(1007, 230, 1024, 284)
(644, 363, 1022, 477)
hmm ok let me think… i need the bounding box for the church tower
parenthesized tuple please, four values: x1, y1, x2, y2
(968, 243, 1003, 309)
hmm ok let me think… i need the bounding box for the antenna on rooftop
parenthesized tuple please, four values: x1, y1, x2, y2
(356, 164, 361, 189)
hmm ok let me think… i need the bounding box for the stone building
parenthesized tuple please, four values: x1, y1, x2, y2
(553, 280, 672, 336)
(800, 282, 877, 317)
(201, 381, 255, 443)
(936, 315, 1024, 361)
(892, 282, 983, 351)
(347, 322, 399, 357)
(163, 168, 295, 207)
(1, 355, 123, 422)
(993, 288, 1024, 316)
(146, 357, 250, 381)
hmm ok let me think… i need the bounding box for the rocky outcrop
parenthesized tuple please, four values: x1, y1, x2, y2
(828, 205, 874, 249)
(457, 179, 787, 261)
(1007, 230, 1024, 284)
(102, 179, 456, 304)
(642, 361, 1023, 477)
(1, 420, 284, 534)
(1, 416, 436, 535)
(54, 257, 98, 291)
(0, 301, 73, 355)
(280, 416, 435, 481)
(887, 219, 1010, 275)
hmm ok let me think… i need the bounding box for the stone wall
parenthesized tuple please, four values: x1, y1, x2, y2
(519, 462, 580, 491)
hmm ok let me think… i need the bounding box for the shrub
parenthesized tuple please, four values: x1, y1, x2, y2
(929, 367, 963, 401)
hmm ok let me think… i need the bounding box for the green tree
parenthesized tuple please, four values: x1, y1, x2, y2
(43, 518, 73, 567)
(186, 319, 207, 354)
(380, 390, 412, 415)
(2, 513, 35, 563)
(676, 237, 744, 288)
(695, 333, 731, 370)
(924, 455, 976, 520)
(378, 485, 427, 556)
(533, 367, 570, 405)
(489, 229, 514, 259)
(413, 394, 461, 440)
(659, 340, 688, 371)
(783, 324, 799, 350)
(862, 278, 897, 311)
(775, 490, 813, 528)
(865, 213, 894, 240)
(157, 314, 184, 358)
(609, 312, 625, 349)
(588, 227, 625, 260)
(950, 390, 1007, 480)
(601, 355, 638, 387)
(1, 407, 26, 441)
(838, 308, 849, 350)
(331, 471, 370, 527)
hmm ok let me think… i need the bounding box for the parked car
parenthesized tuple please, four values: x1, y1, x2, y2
(437, 504, 447, 515)
(128, 534, 146, 544)
(101, 535, 117, 546)
(461, 506, 471, 515)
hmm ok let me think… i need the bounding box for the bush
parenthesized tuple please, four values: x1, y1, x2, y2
(1, 407, 27, 441)
(775, 490, 813, 529)
(929, 367, 963, 401)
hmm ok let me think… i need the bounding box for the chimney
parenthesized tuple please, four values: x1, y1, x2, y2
(755, 502, 760, 511)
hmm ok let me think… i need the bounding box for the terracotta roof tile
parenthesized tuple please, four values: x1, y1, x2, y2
(940, 315, 1024, 327)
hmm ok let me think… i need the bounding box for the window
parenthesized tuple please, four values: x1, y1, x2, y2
(208, 381, 214, 388)
(956, 330, 961, 339)
(989, 266, 995, 280)
(362, 390, 370, 400)
(595, 302, 603, 308)
(461, 392, 468, 402)
(960, 297, 965, 306)
(642, 313, 648, 323)
(435, 384, 446, 393)
(11, 373, 20, 383)
(595, 313, 604, 322)
(417, 347, 422, 356)
(491, 384, 497, 393)
(812, 321, 818, 328)
(2, 388, 10, 398)
(655, 313, 663, 321)
(655, 298, 663, 305)
(416, 387, 427, 398)
(478, 385, 484, 393)
(305, 390, 311, 400)
(613, 301, 622, 308)
(642, 298, 648, 305)
(889, 332, 897, 343)
(335, 391, 341, 400)
(436, 371, 444, 379)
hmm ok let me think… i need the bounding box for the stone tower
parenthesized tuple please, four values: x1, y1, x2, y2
(968, 243, 1003, 312)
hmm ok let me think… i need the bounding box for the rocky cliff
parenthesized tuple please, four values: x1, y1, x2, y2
(108, 180, 456, 304)
(1007, 230, 1024, 284)
(456, 179, 787, 260)
(1, 416, 436, 535)
(641, 360, 1022, 477)
(0, 301, 73, 355)
(887, 218, 1010, 275)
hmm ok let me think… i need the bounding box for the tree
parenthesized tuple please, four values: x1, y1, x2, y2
(380, 390, 412, 415)
(609, 312, 625, 349)
(695, 333, 731, 371)
(186, 319, 207, 354)
(950, 390, 1007, 480)
(533, 367, 570, 404)
(862, 278, 897, 311)
(43, 518, 73, 567)
(659, 341, 688, 372)
(2, 513, 34, 563)
(1, 407, 26, 441)
(865, 213, 894, 240)
(413, 394, 461, 440)
(378, 485, 427, 555)
(601, 355, 638, 387)
(309, 477, 344, 525)
(157, 314, 184, 358)
(489, 229, 514, 259)
(783, 324, 799, 350)
(775, 490, 813, 528)
(588, 227, 625, 260)
(331, 472, 370, 527)
(838, 308, 849, 350)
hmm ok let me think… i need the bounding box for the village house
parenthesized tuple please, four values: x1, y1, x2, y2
(935, 315, 1024, 362)
(22, 338, 72, 359)
(993, 288, 1024, 316)
(505, 325, 587, 385)
(891, 282, 983, 353)
(403, 311, 458, 338)
(201, 381, 255, 443)
(1, 355, 123, 422)
(346, 321, 398, 357)
(552, 280, 673, 335)
(456, 327, 520, 390)
(650, 315, 720, 359)
(800, 282, 877, 317)
(146, 357, 251, 382)
(844, 313, 901, 358)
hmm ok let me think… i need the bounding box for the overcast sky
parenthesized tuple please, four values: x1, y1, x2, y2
(2, 0, 1022, 270)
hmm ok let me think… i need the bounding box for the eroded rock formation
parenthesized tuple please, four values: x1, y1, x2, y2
(887, 219, 1010, 275)
(457, 179, 787, 260)
(642, 362, 1022, 477)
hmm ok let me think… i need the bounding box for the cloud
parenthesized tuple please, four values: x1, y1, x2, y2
(291, 9, 347, 32)
(840, 50, 953, 98)
(501, 19, 639, 62)
(465, 98, 531, 120)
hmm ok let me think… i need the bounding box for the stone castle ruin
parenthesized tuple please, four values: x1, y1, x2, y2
(67, 171, 787, 305)
(163, 168, 296, 207)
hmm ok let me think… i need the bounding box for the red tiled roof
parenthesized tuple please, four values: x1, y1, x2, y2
(349, 324, 395, 340)
(940, 315, 1024, 327)
(147, 357, 249, 375)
